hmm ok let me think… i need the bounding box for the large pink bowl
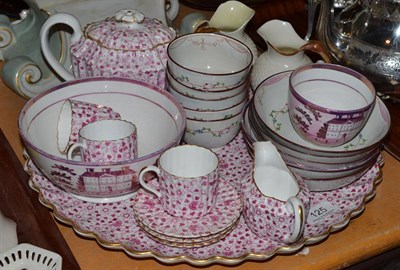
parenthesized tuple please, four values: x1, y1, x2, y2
(19, 78, 186, 202)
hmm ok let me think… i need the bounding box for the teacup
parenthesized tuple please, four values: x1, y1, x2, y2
(242, 141, 311, 243)
(57, 99, 121, 153)
(67, 119, 138, 163)
(139, 144, 220, 218)
(288, 63, 376, 147)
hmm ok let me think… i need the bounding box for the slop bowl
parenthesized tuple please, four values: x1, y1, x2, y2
(19, 77, 186, 202)
(288, 63, 376, 147)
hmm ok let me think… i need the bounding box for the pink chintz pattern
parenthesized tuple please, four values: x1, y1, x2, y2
(242, 174, 312, 243)
(134, 179, 241, 239)
(70, 17, 175, 89)
(27, 132, 382, 265)
(65, 100, 121, 150)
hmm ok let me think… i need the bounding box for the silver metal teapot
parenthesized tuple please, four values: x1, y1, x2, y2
(309, 0, 400, 98)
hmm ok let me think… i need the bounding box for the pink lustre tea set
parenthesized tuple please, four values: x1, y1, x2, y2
(12, 0, 391, 266)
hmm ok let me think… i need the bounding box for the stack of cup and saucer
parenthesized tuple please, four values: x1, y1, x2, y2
(133, 145, 242, 248)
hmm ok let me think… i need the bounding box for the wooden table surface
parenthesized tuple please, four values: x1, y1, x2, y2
(0, 2, 400, 270)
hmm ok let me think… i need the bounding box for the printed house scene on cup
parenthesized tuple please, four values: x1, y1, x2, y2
(1, 0, 399, 269)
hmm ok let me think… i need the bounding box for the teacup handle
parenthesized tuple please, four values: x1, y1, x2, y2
(66, 142, 86, 160)
(285, 196, 306, 243)
(40, 13, 83, 81)
(139, 165, 161, 197)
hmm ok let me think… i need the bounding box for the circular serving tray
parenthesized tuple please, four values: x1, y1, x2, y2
(26, 132, 383, 266)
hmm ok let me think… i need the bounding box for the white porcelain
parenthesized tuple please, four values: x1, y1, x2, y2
(139, 145, 219, 218)
(0, 211, 18, 253)
(179, 12, 207, 35)
(40, 9, 176, 89)
(57, 99, 121, 153)
(67, 119, 138, 163)
(242, 141, 311, 243)
(166, 68, 249, 100)
(250, 19, 330, 90)
(252, 71, 390, 157)
(0, 243, 62, 270)
(185, 98, 247, 121)
(168, 83, 248, 112)
(19, 77, 186, 200)
(192, 0, 258, 61)
(288, 63, 376, 147)
(184, 111, 242, 149)
(167, 33, 253, 91)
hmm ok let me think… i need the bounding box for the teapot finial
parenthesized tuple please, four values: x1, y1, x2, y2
(115, 9, 145, 24)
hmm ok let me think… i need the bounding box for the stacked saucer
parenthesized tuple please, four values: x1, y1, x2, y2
(133, 179, 242, 248)
(242, 70, 390, 191)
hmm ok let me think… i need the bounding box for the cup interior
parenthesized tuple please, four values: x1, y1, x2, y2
(290, 64, 375, 111)
(80, 119, 136, 141)
(159, 145, 219, 178)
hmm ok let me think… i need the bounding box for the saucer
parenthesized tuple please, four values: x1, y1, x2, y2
(136, 218, 239, 248)
(252, 71, 391, 156)
(134, 179, 242, 239)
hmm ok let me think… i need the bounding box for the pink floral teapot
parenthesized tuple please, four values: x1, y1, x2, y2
(40, 9, 176, 89)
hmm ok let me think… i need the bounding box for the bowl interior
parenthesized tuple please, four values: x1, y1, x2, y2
(167, 33, 252, 74)
(20, 79, 186, 162)
(290, 64, 376, 111)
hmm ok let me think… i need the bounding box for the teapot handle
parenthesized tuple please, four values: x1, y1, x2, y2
(300, 40, 331, 63)
(40, 13, 82, 81)
(166, 0, 179, 22)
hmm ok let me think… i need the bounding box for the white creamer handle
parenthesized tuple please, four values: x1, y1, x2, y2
(166, 0, 179, 22)
(139, 165, 162, 197)
(40, 13, 82, 81)
(286, 196, 306, 243)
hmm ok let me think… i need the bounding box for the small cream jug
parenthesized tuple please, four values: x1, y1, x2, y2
(250, 19, 330, 90)
(242, 141, 311, 243)
(192, 0, 258, 62)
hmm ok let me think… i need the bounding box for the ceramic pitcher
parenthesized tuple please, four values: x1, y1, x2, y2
(190, 0, 258, 62)
(250, 19, 330, 90)
(242, 141, 311, 243)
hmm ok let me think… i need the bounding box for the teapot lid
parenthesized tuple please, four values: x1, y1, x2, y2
(83, 9, 175, 51)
